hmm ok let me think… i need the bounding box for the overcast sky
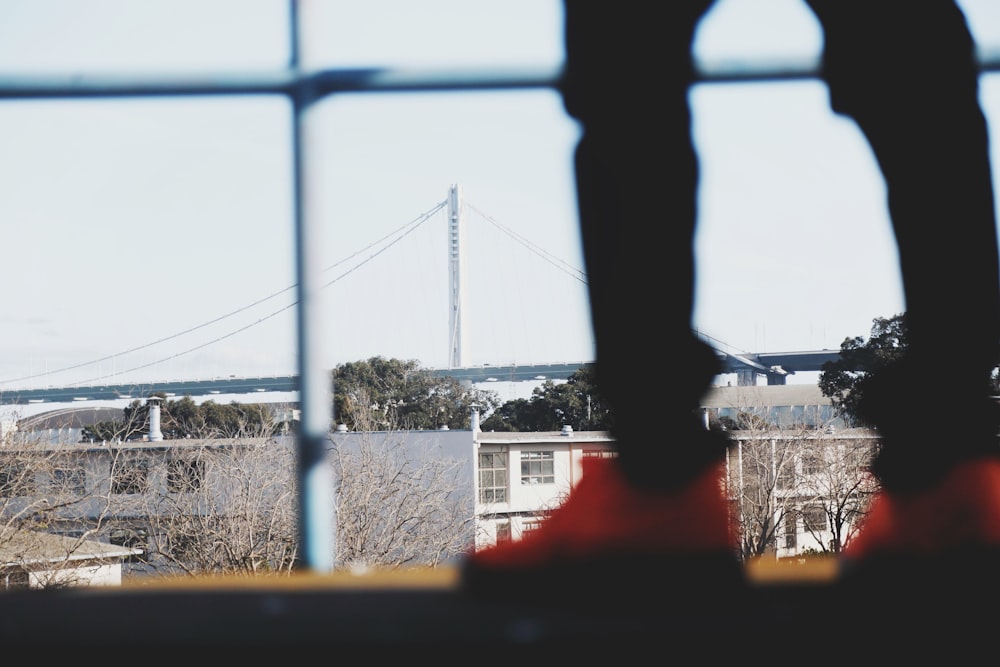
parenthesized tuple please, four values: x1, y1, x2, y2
(1, 0, 1000, 411)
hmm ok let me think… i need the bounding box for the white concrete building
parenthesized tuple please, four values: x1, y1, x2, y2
(328, 413, 616, 553)
(473, 425, 615, 549)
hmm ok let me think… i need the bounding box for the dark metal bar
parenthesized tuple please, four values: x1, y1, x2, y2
(0, 66, 561, 100)
(2, 49, 1000, 101)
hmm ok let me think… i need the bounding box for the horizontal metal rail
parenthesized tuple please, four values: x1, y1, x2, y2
(2, 48, 1000, 101)
(0, 66, 560, 100)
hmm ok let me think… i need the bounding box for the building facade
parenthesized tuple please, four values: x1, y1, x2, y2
(3, 395, 879, 581)
(473, 424, 616, 550)
(725, 429, 879, 560)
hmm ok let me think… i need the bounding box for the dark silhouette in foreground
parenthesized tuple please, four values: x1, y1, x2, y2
(462, 1, 1000, 604)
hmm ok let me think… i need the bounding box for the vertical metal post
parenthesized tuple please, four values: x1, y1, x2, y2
(290, 0, 335, 572)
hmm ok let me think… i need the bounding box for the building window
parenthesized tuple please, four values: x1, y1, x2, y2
(770, 405, 790, 427)
(0, 463, 35, 497)
(167, 459, 205, 493)
(109, 525, 148, 564)
(522, 519, 543, 535)
(801, 450, 823, 475)
(166, 532, 199, 562)
(783, 514, 798, 549)
(844, 441, 873, 474)
(1, 569, 30, 590)
(582, 449, 616, 459)
(777, 463, 796, 490)
(520, 451, 554, 485)
(802, 505, 827, 532)
(790, 405, 806, 426)
(478, 451, 507, 503)
(53, 466, 86, 496)
(111, 458, 149, 495)
(496, 520, 511, 545)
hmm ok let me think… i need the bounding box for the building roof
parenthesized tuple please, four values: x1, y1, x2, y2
(1, 435, 281, 454)
(17, 407, 125, 431)
(702, 384, 831, 409)
(476, 429, 614, 445)
(0, 531, 140, 567)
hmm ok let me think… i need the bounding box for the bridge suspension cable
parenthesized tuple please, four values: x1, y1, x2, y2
(1, 193, 587, 390)
(466, 202, 587, 285)
(0, 199, 447, 389)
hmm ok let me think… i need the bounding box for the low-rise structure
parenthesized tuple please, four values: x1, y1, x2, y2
(473, 423, 616, 549)
(4, 391, 878, 577)
(0, 530, 141, 589)
(703, 383, 848, 430)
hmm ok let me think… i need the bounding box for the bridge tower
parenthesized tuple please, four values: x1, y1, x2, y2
(447, 184, 466, 368)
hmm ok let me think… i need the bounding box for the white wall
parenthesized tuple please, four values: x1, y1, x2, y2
(28, 561, 123, 588)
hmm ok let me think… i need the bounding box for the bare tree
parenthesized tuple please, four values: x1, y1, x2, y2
(790, 432, 879, 554)
(114, 395, 472, 579)
(716, 388, 879, 560)
(727, 430, 795, 560)
(18, 415, 295, 583)
(330, 397, 474, 570)
(123, 423, 299, 578)
(0, 419, 122, 589)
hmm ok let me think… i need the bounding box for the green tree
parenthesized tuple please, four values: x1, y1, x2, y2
(477, 397, 543, 432)
(181, 400, 273, 438)
(479, 364, 611, 432)
(332, 356, 500, 431)
(81, 396, 162, 443)
(80, 400, 147, 443)
(819, 313, 1000, 428)
(162, 396, 204, 437)
(817, 314, 909, 427)
(82, 394, 278, 442)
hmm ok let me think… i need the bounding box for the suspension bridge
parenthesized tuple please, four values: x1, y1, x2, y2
(0, 184, 842, 407)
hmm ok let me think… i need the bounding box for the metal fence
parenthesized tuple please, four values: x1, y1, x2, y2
(3, 1, 999, 573)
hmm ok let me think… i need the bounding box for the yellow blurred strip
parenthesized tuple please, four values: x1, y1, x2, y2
(744, 556, 840, 584)
(113, 565, 461, 593)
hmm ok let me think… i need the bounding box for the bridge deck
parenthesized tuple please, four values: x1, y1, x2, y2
(0, 362, 592, 405)
(0, 353, 848, 405)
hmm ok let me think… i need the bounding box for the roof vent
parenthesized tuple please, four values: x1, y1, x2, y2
(335, 423, 348, 432)
(147, 398, 164, 442)
(561, 424, 573, 436)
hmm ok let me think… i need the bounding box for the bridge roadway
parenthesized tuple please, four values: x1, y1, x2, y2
(0, 350, 842, 406)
